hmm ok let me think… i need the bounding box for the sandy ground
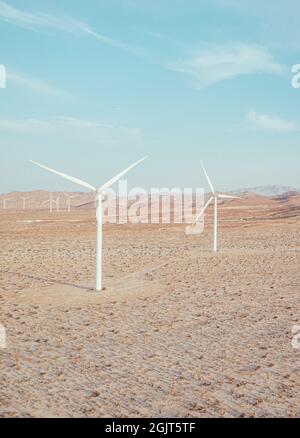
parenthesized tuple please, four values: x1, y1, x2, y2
(0, 208, 299, 418)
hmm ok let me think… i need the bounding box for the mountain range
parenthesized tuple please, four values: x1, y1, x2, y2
(230, 185, 300, 197)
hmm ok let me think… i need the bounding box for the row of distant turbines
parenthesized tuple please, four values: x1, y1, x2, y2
(29, 158, 239, 291)
(41, 192, 79, 213)
(1, 192, 85, 212)
(2, 196, 34, 210)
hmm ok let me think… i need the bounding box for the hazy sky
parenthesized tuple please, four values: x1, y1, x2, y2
(0, 0, 300, 194)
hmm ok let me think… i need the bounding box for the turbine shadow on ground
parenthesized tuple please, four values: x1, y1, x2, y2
(1, 270, 94, 292)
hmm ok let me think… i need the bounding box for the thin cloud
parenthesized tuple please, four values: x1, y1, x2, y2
(55, 117, 106, 129)
(0, 0, 84, 33)
(138, 27, 186, 50)
(7, 71, 74, 99)
(0, 1, 144, 56)
(0, 118, 51, 132)
(0, 116, 141, 139)
(168, 44, 287, 89)
(247, 111, 299, 133)
(80, 24, 145, 57)
(55, 116, 141, 135)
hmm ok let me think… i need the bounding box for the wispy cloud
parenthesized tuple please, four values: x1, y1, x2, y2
(247, 111, 299, 133)
(7, 71, 73, 99)
(0, 0, 144, 97)
(0, 116, 142, 143)
(0, 118, 51, 133)
(138, 28, 186, 50)
(55, 116, 141, 136)
(168, 44, 286, 89)
(80, 24, 145, 57)
(0, 1, 143, 56)
(0, 0, 84, 33)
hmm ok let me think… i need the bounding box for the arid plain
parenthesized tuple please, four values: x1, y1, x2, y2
(0, 192, 299, 418)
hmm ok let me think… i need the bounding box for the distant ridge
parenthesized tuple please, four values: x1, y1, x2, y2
(1, 188, 300, 214)
(231, 185, 300, 197)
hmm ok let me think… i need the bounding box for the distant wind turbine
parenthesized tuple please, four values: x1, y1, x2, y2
(63, 192, 77, 213)
(42, 193, 54, 213)
(30, 157, 148, 291)
(2, 198, 11, 210)
(55, 193, 64, 213)
(195, 161, 240, 252)
(21, 196, 30, 210)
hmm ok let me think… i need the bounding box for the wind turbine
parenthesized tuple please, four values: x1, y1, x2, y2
(195, 161, 240, 252)
(2, 198, 11, 210)
(56, 196, 60, 213)
(55, 193, 64, 213)
(21, 196, 30, 210)
(63, 192, 77, 212)
(30, 157, 148, 291)
(42, 192, 54, 213)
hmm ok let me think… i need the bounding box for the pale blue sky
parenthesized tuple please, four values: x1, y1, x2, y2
(0, 0, 299, 194)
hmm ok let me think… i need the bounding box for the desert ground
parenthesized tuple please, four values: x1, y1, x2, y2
(0, 194, 299, 418)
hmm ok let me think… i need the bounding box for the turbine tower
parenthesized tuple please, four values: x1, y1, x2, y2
(21, 196, 30, 210)
(63, 192, 77, 213)
(42, 193, 54, 213)
(195, 161, 240, 252)
(30, 157, 148, 291)
(55, 194, 64, 213)
(2, 198, 11, 210)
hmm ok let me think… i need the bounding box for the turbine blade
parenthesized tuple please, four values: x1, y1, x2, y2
(194, 196, 214, 223)
(218, 194, 241, 199)
(200, 161, 215, 194)
(99, 156, 148, 191)
(30, 160, 96, 191)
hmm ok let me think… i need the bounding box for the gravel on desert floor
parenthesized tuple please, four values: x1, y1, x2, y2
(0, 209, 299, 418)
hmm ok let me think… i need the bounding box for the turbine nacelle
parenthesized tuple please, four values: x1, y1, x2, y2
(96, 189, 108, 202)
(215, 192, 241, 200)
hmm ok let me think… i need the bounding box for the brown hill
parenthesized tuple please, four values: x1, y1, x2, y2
(1, 191, 299, 222)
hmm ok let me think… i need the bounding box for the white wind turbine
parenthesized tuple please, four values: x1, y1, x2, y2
(30, 157, 148, 291)
(63, 192, 77, 213)
(55, 196, 60, 213)
(2, 196, 13, 210)
(42, 192, 54, 213)
(21, 196, 30, 210)
(55, 193, 64, 213)
(195, 161, 240, 252)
